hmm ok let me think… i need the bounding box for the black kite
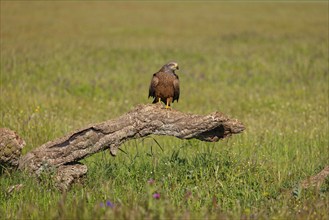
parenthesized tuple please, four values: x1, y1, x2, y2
(148, 62, 180, 109)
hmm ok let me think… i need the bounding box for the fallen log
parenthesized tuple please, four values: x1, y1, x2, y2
(1, 104, 245, 189)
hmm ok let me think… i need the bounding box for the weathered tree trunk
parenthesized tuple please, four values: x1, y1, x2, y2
(0, 128, 26, 169)
(1, 104, 245, 189)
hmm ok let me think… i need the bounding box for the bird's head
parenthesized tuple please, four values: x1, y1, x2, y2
(164, 62, 179, 72)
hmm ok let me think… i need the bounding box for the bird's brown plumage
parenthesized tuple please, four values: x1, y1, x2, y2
(148, 62, 180, 108)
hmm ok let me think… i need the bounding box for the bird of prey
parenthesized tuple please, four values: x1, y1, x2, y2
(148, 62, 180, 109)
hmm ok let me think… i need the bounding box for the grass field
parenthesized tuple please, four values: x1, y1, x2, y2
(1, 1, 328, 219)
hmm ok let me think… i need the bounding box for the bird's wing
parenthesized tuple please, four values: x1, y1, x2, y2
(148, 73, 159, 98)
(173, 75, 180, 102)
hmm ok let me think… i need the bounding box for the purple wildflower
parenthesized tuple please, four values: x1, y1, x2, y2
(148, 178, 155, 185)
(106, 200, 114, 208)
(152, 193, 160, 199)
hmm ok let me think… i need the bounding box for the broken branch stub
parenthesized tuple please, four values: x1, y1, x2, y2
(0, 128, 25, 169)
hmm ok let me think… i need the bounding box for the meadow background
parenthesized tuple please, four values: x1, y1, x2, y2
(1, 1, 328, 219)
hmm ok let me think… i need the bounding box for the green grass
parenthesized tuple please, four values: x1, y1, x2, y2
(1, 1, 328, 219)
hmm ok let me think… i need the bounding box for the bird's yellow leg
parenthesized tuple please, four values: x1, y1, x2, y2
(158, 98, 161, 103)
(165, 98, 171, 109)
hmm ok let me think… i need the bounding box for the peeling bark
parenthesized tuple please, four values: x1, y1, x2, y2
(55, 162, 88, 190)
(0, 128, 25, 169)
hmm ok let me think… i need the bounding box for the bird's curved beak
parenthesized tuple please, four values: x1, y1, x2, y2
(176, 65, 179, 70)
